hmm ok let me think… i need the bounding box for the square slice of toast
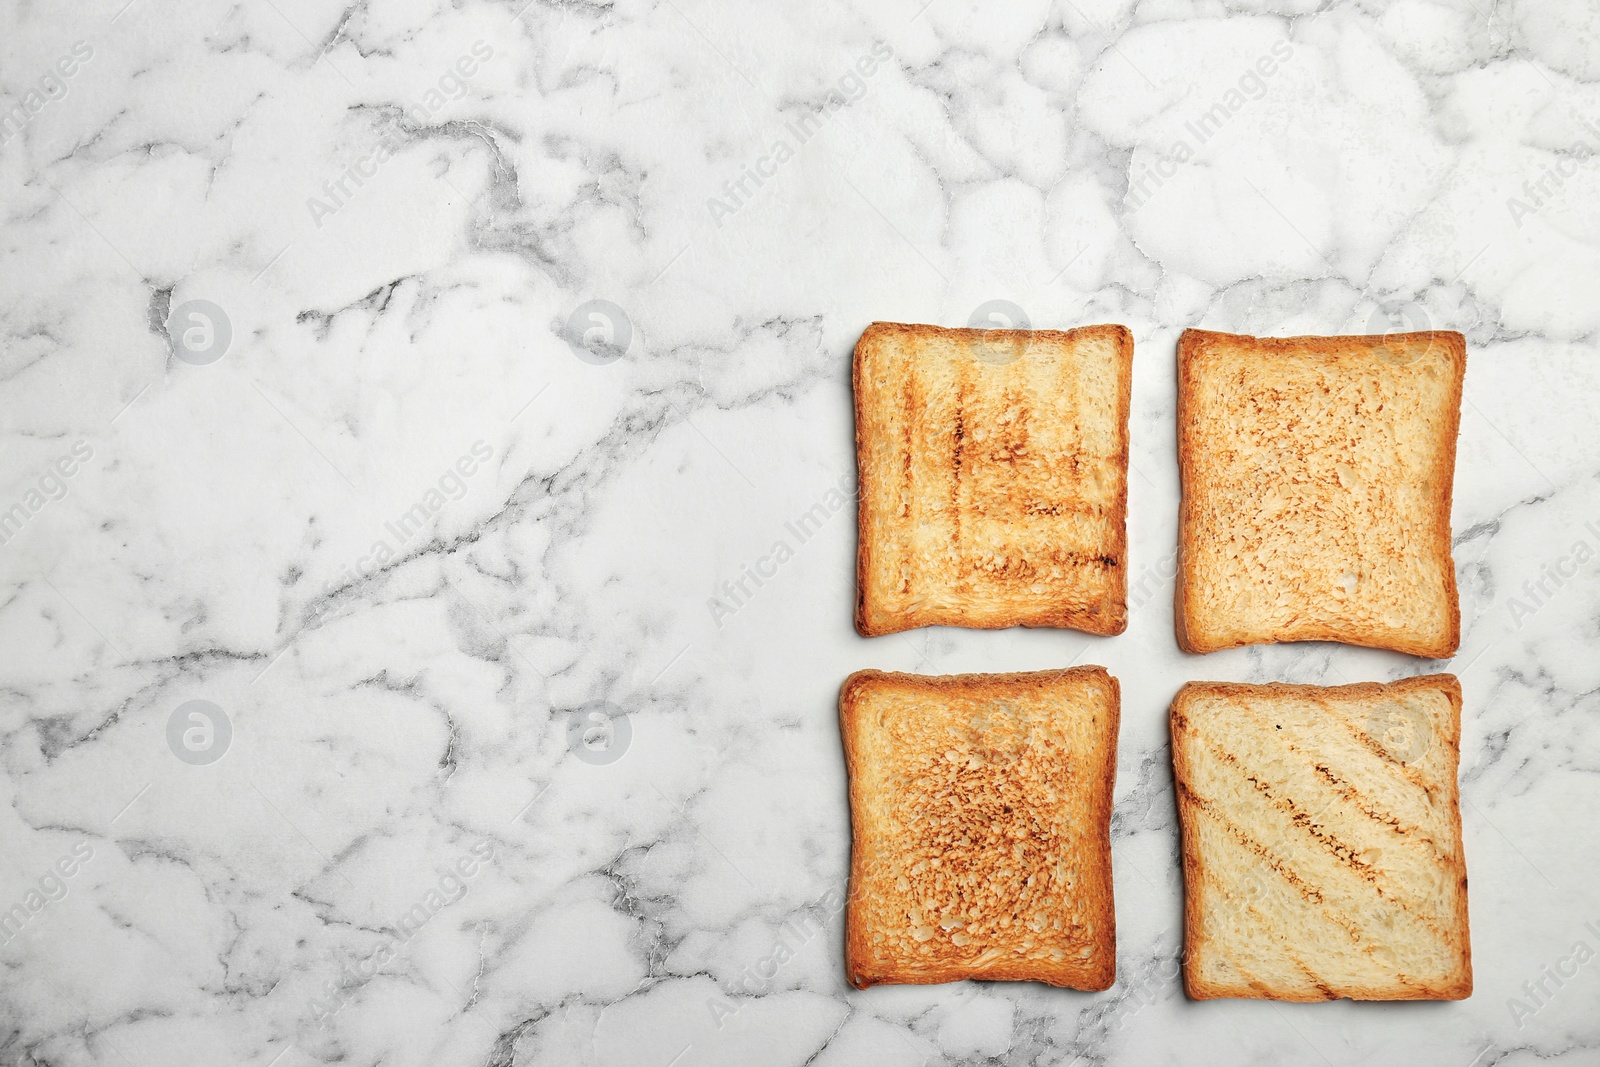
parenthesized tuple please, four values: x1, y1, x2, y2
(854, 322, 1132, 637)
(1171, 675, 1471, 1001)
(1176, 328, 1464, 657)
(841, 667, 1119, 989)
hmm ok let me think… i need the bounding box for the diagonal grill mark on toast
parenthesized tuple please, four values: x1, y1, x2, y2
(1241, 889, 1429, 1000)
(1175, 806, 1312, 999)
(1205, 742, 1381, 879)
(1182, 780, 1391, 958)
(1238, 897, 1338, 999)
(1199, 739, 1457, 949)
(1203, 932, 1284, 999)
(1179, 781, 1326, 907)
(1231, 696, 1441, 849)
(1304, 759, 1436, 849)
(1333, 710, 1435, 793)
(1201, 734, 1431, 999)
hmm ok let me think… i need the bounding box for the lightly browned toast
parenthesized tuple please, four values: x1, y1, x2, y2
(1175, 328, 1464, 658)
(1171, 675, 1471, 1001)
(854, 321, 1132, 637)
(841, 667, 1119, 990)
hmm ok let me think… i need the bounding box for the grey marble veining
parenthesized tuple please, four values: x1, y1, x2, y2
(2, 0, 1598, 1064)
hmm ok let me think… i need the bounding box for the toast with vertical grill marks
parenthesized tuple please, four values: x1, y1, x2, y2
(842, 668, 1119, 989)
(1176, 328, 1464, 658)
(1171, 676, 1471, 1001)
(854, 322, 1132, 637)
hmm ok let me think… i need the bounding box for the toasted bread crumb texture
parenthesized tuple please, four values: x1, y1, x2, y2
(843, 668, 1118, 989)
(1173, 676, 1471, 1001)
(1177, 329, 1463, 657)
(855, 322, 1131, 636)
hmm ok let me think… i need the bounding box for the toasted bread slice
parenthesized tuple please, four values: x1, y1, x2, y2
(1171, 675, 1471, 1001)
(1176, 328, 1464, 657)
(854, 322, 1132, 637)
(841, 667, 1119, 989)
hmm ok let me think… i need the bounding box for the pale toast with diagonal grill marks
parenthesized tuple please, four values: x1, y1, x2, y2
(1171, 676, 1471, 1001)
(853, 321, 1132, 637)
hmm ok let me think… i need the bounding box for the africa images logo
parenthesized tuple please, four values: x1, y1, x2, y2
(167, 700, 232, 766)
(566, 702, 631, 766)
(563, 300, 632, 365)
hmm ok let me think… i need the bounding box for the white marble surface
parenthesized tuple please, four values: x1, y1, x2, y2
(2, 0, 1598, 1064)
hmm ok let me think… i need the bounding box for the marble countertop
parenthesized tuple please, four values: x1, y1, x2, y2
(3, 0, 1598, 1064)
